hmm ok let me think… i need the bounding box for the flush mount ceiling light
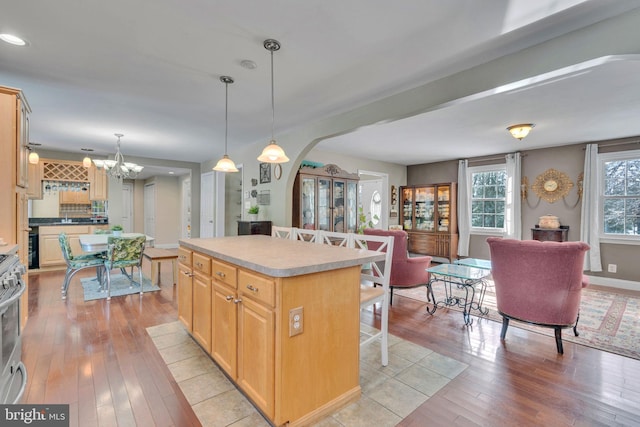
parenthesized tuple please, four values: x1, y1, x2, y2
(257, 39, 290, 164)
(507, 123, 535, 140)
(81, 148, 94, 168)
(0, 33, 27, 46)
(93, 133, 143, 182)
(213, 76, 239, 173)
(28, 142, 41, 164)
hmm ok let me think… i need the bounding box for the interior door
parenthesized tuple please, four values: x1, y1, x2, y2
(144, 183, 156, 237)
(200, 172, 215, 238)
(121, 182, 133, 232)
(182, 177, 191, 238)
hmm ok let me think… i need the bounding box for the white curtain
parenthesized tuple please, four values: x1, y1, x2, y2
(580, 144, 602, 271)
(504, 152, 522, 240)
(457, 159, 470, 256)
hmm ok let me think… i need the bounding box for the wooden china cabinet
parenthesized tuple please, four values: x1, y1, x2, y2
(293, 164, 359, 233)
(400, 183, 458, 262)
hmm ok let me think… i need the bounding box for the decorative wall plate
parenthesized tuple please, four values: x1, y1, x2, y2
(531, 168, 573, 203)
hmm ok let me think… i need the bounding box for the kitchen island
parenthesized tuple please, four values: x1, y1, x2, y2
(178, 235, 384, 427)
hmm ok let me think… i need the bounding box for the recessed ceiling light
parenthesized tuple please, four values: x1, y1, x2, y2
(240, 60, 257, 70)
(0, 33, 27, 46)
(169, 171, 175, 175)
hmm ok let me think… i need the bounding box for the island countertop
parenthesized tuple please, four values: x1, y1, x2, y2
(179, 235, 384, 277)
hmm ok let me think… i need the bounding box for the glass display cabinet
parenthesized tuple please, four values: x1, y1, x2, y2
(400, 183, 458, 262)
(293, 164, 359, 233)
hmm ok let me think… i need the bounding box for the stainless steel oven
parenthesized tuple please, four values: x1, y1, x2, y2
(0, 254, 27, 404)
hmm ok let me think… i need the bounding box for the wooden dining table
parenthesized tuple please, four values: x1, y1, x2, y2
(79, 233, 155, 252)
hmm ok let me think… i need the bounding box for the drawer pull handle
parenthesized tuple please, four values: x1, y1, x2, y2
(233, 298, 242, 304)
(246, 285, 258, 292)
(225, 295, 234, 301)
(216, 271, 226, 278)
(196, 262, 203, 268)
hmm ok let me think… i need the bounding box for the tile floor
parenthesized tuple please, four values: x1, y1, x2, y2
(147, 322, 468, 427)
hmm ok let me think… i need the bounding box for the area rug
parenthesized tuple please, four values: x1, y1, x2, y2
(395, 283, 640, 360)
(80, 273, 160, 301)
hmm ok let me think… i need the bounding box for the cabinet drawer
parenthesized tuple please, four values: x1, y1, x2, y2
(178, 247, 192, 267)
(212, 260, 237, 288)
(193, 252, 211, 275)
(238, 270, 275, 307)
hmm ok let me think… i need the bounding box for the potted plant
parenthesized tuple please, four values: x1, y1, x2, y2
(248, 206, 259, 221)
(111, 224, 123, 236)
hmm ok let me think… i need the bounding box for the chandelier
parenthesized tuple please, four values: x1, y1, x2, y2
(93, 133, 143, 181)
(257, 39, 289, 164)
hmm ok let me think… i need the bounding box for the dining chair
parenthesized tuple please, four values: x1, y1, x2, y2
(293, 228, 319, 243)
(59, 233, 106, 299)
(271, 226, 295, 239)
(351, 233, 394, 366)
(316, 230, 351, 247)
(103, 234, 146, 300)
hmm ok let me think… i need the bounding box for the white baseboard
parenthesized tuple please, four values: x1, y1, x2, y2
(585, 275, 640, 291)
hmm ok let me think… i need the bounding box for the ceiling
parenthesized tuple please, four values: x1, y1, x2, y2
(2, 0, 640, 171)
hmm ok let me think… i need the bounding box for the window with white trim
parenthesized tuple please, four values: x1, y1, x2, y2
(601, 149, 640, 238)
(470, 165, 506, 231)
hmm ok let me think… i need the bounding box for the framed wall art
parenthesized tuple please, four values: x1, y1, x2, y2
(260, 162, 271, 184)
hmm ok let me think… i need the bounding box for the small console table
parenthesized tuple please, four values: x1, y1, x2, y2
(531, 226, 569, 242)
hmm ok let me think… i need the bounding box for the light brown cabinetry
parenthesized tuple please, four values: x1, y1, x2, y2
(177, 247, 193, 332)
(192, 252, 212, 352)
(27, 161, 43, 199)
(401, 183, 458, 262)
(0, 85, 30, 328)
(38, 225, 107, 267)
(89, 166, 108, 201)
(180, 239, 364, 426)
(59, 190, 90, 204)
(293, 164, 359, 233)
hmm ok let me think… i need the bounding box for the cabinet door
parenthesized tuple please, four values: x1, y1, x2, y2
(89, 167, 108, 201)
(59, 191, 76, 204)
(300, 177, 315, 230)
(401, 187, 413, 230)
(27, 162, 43, 199)
(16, 97, 29, 189)
(177, 264, 193, 332)
(345, 180, 358, 233)
(415, 186, 435, 231)
(332, 179, 346, 232)
(77, 189, 90, 204)
(237, 296, 275, 418)
(39, 235, 64, 266)
(192, 271, 212, 353)
(317, 178, 331, 231)
(211, 281, 237, 377)
(436, 185, 451, 232)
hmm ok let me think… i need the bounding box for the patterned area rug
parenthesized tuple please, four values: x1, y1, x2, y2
(80, 273, 160, 301)
(395, 283, 640, 360)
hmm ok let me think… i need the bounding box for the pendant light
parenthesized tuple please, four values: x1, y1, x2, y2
(213, 76, 239, 172)
(81, 148, 93, 168)
(257, 39, 290, 164)
(28, 142, 41, 164)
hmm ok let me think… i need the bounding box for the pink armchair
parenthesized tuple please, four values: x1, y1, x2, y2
(487, 237, 590, 354)
(363, 229, 432, 304)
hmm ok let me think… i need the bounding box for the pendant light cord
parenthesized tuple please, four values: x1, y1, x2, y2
(225, 80, 229, 154)
(270, 49, 275, 141)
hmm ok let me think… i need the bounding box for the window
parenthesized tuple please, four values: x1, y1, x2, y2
(470, 166, 506, 231)
(369, 190, 381, 225)
(601, 150, 640, 238)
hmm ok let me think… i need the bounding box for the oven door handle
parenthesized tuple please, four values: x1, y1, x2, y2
(0, 281, 26, 315)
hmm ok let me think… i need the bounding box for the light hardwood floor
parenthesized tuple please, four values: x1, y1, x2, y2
(22, 265, 640, 426)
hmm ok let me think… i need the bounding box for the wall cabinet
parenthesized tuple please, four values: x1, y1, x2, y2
(59, 190, 90, 205)
(89, 166, 108, 201)
(293, 164, 359, 233)
(27, 161, 43, 199)
(401, 183, 458, 262)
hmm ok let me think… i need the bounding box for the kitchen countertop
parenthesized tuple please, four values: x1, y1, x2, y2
(29, 218, 109, 227)
(179, 235, 384, 278)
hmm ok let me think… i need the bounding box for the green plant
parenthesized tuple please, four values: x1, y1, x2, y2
(248, 206, 259, 214)
(111, 224, 123, 231)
